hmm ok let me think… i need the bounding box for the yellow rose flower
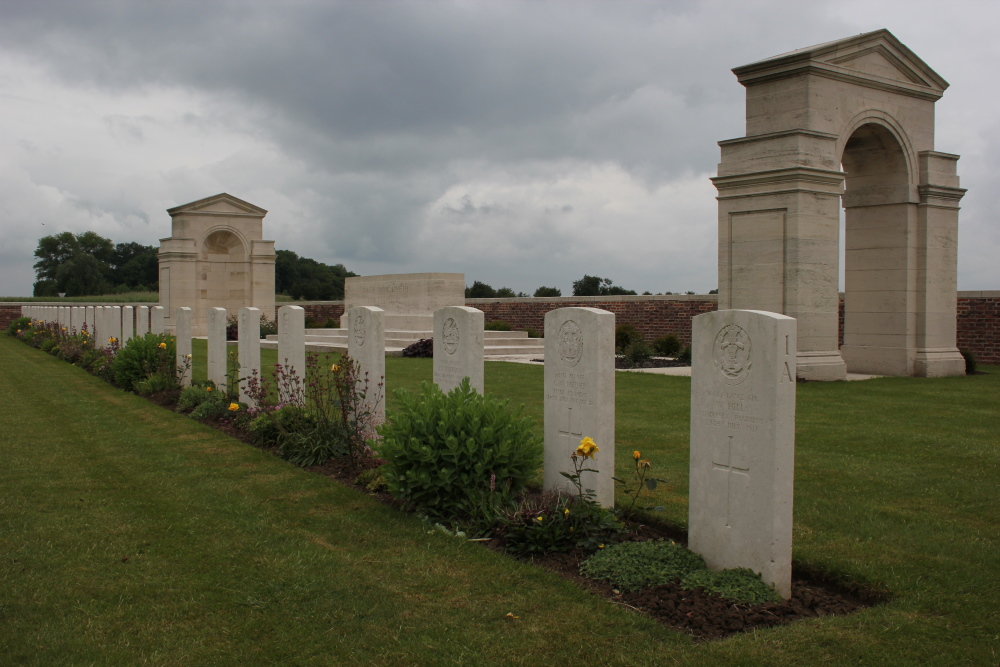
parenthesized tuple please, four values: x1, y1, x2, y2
(331, 364, 340, 372)
(564, 508, 570, 516)
(158, 342, 167, 349)
(633, 450, 641, 461)
(536, 516, 544, 522)
(228, 403, 239, 412)
(205, 387, 212, 392)
(575, 436, 599, 460)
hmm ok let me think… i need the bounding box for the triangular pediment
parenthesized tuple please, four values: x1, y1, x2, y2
(733, 29, 948, 99)
(167, 193, 267, 217)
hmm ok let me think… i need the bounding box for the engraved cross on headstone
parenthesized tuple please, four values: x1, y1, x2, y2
(558, 406, 584, 452)
(712, 435, 749, 527)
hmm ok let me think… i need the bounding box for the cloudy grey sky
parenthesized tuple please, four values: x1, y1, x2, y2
(1, 0, 997, 297)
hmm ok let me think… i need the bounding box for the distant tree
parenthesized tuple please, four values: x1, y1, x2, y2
(533, 286, 561, 297)
(571, 275, 637, 297)
(709, 288, 719, 294)
(495, 287, 517, 298)
(56, 252, 110, 296)
(110, 241, 158, 291)
(275, 249, 356, 300)
(465, 281, 497, 298)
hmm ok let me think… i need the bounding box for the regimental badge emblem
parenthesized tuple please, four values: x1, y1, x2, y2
(558, 319, 583, 367)
(442, 317, 460, 355)
(353, 314, 366, 346)
(714, 323, 752, 384)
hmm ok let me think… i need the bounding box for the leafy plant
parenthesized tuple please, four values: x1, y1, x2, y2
(579, 540, 705, 592)
(498, 493, 623, 556)
(615, 323, 643, 351)
(110, 333, 177, 391)
(652, 334, 681, 357)
(378, 379, 542, 520)
(677, 345, 692, 365)
(177, 384, 216, 413)
(485, 320, 513, 331)
(614, 450, 668, 518)
(620, 340, 652, 367)
(680, 568, 781, 604)
(960, 349, 977, 375)
(6, 316, 30, 336)
(248, 405, 316, 448)
(402, 338, 433, 357)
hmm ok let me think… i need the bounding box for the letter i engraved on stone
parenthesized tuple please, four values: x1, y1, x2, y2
(713, 435, 750, 528)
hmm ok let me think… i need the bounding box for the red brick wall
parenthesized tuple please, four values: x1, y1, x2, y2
(4, 293, 998, 364)
(958, 294, 1000, 364)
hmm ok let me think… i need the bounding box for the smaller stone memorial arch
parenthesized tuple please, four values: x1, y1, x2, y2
(158, 193, 276, 334)
(712, 29, 966, 379)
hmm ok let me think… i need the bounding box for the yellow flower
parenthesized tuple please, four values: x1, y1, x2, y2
(640, 459, 652, 470)
(331, 364, 340, 372)
(185, 353, 192, 359)
(205, 387, 212, 392)
(598, 544, 605, 549)
(633, 450, 641, 461)
(16, 329, 20, 334)
(228, 403, 239, 412)
(108, 337, 116, 344)
(536, 516, 544, 522)
(564, 508, 570, 516)
(158, 342, 167, 349)
(575, 436, 599, 460)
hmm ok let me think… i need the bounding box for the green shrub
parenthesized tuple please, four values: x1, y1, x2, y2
(111, 333, 176, 391)
(677, 345, 692, 365)
(652, 334, 681, 357)
(615, 324, 643, 351)
(278, 422, 347, 467)
(248, 405, 317, 448)
(680, 568, 781, 604)
(485, 320, 513, 331)
(378, 379, 542, 520)
(579, 539, 705, 592)
(39, 337, 58, 353)
(499, 494, 624, 556)
(188, 389, 232, 421)
(960, 349, 977, 375)
(621, 340, 652, 367)
(134, 372, 178, 396)
(177, 384, 215, 413)
(7, 316, 30, 336)
(526, 328, 542, 339)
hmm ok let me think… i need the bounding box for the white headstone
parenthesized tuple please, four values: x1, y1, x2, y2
(94, 307, 105, 348)
(207, 307, 228, 391)
(175, 307, 193, 387)
(136, 306, 149, 337)
(238, 307, 261, 405)
(108, 306, 122, 347)
(150, 306, 165, 334)
(121, 306, 134, 345)
(347, 306, 386, 424)
(433, 306, 485, 394)
(277, 305, 306, 386)
(543, 307, 616, 507)
(688, 309, 797, 599)
(84, 306, 94, 338)
(69, 307, 80, 334)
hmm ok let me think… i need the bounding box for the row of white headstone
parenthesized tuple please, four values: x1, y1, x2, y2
(24, 301, 796, 598)
(21, 304, 167, 347)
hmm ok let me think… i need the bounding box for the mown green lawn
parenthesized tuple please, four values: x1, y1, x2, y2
(2, 334, 998, 665)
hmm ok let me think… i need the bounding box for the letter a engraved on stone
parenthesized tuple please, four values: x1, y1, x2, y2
(713, 435, 749, 528)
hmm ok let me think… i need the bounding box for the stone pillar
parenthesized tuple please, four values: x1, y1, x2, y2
(433, 306, 484, 394)
(135, 306, 149, 337)
(688, 309, 796, 599)
(347, 306, 386, 424)
(121, 306, 134, 345)
(238, 307, 261, 405)
(543, 307, 616, 508)
(206, 307, 228, 391)
(277, 305, 306, 386)
(175, 307, 193, 387)
(150, 306, 165, 334)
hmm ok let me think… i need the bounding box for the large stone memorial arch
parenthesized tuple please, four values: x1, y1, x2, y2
(158, 193, 276, 335)
(712, 29, 966, 379)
